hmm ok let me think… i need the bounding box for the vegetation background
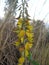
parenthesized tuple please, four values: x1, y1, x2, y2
(0, 0, 49, 65)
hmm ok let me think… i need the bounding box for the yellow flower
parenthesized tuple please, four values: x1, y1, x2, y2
(18, 57, 25, 64)
(29, 43, 33, 48)
(25, 42, 33, 50)
(17, 18, 23, 28)
(18, 63, 22, 65)
(27, 25, 33, 31)
(25, 50, 29, 57)
(18, 30, 25, 38)
(26, 30, 33, 38)
(18, 18, 23, 22)
(21, 37, 24, 43)
(14, 41, 20, 46)
(28, 37, 33, 43)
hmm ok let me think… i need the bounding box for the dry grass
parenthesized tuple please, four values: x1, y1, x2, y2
(31, 20, 49, 65)
(0, 11, 21, 65)
(0, 16, 49, 65)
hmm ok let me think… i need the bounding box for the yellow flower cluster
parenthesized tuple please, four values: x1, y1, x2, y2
(18, 57, 25, 64)
(18, 30, 25, 38)
(25, 42, 33, 50)
(25, 50, 29, 57)
(14, 18, 34, 65)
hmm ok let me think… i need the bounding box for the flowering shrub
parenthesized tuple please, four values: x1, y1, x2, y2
(13, 18, 39, 65)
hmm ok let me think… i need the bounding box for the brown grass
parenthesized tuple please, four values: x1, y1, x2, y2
(0, 16, 49, 65)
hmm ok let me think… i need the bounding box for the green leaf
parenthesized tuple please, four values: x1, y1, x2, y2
(31, 60, 40, 65)
(28, 52, 40, 65)
(28, 52, 32, 61)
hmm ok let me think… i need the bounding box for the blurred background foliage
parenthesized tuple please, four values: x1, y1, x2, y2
(0, 0, 49, 65)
